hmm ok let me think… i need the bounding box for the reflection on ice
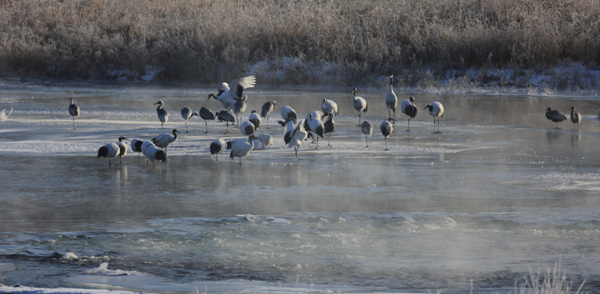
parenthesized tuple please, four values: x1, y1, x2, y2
(1, 84, 600, 293)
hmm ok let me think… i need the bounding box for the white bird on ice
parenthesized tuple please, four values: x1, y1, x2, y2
(233, 94, 248, 124)
(401, 96, 418, 131)
(321, 98, 339, 116)
(380, 119, 393, 151)
(261, 100, 276, 129)
(145, 143, 167, 165)
(97, 140, 121, 167)
(116, 136, 128, 163)
(181, 106, 198, 133)
(130, 138, 144, 162)
(570, 106, 581, 130)
(208, 76, 256, 110)
(155, 100, 169, 130)
(352, 88, 368, 125)
(248, 110, 261, 130)
(361, 120, 373, 148)
(151, 128, 181, 154)
(240, 120, 256, 136)
(385, 75, 398, 123)
(280, 105, 297, 125)
(68, 98, 80, 130)
(288, 119, 308, 159)
(210, 138, 226, 162)
(199, 106, 216, 134)
(230, 136, 254, 166)
(424, 102, 444, 134)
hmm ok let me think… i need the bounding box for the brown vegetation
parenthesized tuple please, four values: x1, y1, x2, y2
(0, 0, 599, 89)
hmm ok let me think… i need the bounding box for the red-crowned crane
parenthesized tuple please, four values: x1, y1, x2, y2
(208, 76, 256, 110)
(401, 96, 418, 131)
(68, 98, 80, 130)
(424, 102, 444, 134)
(361, 120, 373, 148)
(154, 100, 169, 130)
(385, 75, 398, 123)
(352, 88, 368, 125)
(380, 119, 393, 151)
(181, 107, 198, 133)
(261, 100, 276, 129)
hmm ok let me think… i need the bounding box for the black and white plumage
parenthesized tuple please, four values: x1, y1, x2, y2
(210, 138, 226, 162)
(68, 98, 80, 130)
(323, 113, 335, 146)
(248, 110, 261, 130)
(570, 106, 581, 129)
(151, 128, 180, 154)
(283, 119, 295, 145)
(305, 111, 325, 149)
(401, 96, 418, 131)
(216, 110, 236, 134)
(321, 98, 339, 116)
(145, 143, 167, 165)
(233, 94, 248, 125)
(288, 119, 308, 159)
(97, 142, 120, 167)
(280, 105, 297, 124)
(255, 133, 273, 147)
(130, 138, 144, 162)
(385, 75, 398, 123)
(240, 120, 256, 136)
(230, 136, 254, 166)
(380, 119, 393, 151)
(181, 107, 198, 133)
(155, 100, 169, 130)
(208, 76, 256, 110)
(116, 136, 128, 163)
(199, 106, 216, 134)
(251, 137, 267, 151)
(361, 120, 373, 148)
(352, 88, 368, 125)
(424, 101, 444, 134)
(545, 107, 567, 124)
(261, 100, 276, 129)
(141, 140, 153, 157)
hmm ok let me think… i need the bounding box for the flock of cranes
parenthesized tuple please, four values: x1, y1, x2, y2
(62, 75, 584, 167)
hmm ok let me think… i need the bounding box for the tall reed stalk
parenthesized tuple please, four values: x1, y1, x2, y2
(1, 0, 599, 89)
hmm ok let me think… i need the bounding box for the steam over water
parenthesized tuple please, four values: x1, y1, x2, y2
(0, 82, 599, 293)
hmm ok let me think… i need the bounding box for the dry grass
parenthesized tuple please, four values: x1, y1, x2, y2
(0, 0, 599, 89)
(514, 261, 586, 294)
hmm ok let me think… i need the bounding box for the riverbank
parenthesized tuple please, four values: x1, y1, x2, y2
(1, 0, 599, 92)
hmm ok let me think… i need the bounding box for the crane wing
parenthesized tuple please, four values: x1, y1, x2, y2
(228, 76, 256, 100)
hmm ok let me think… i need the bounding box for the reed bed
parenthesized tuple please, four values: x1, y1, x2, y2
(1, 0, 599, 89)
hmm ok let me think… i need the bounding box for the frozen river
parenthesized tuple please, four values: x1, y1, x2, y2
(0, 81, 599, 293)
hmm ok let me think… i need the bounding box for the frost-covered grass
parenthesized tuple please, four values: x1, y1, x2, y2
(0, 0, 599, 92)
(514, 261, 586, 294)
